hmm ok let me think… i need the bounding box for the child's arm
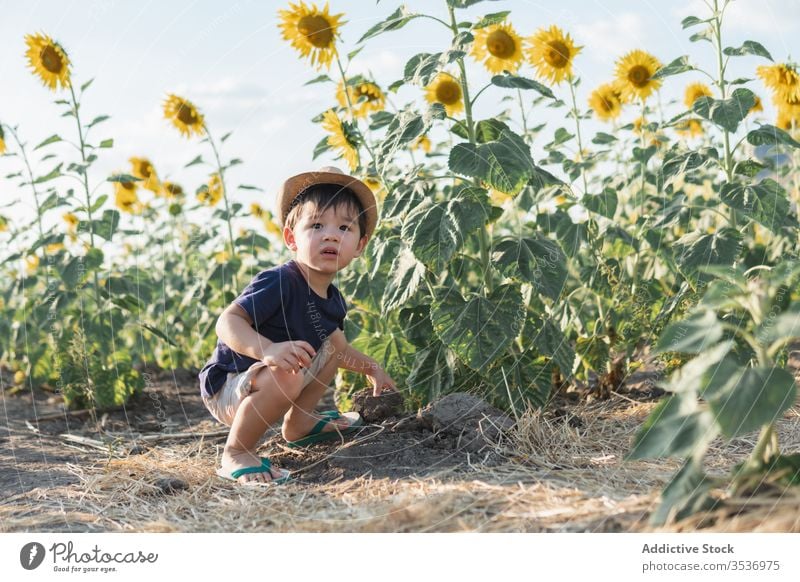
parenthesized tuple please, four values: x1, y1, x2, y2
(216, 304, 315, 371)
(329, 329, 398, 395)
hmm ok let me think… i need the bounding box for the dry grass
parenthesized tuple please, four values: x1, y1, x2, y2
(2, 397, 799, 532)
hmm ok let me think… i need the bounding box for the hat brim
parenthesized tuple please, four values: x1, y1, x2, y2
(277, 171, 378, 240)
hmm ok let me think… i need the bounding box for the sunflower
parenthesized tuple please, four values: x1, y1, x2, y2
(411, 134, 432, 153)
(684, 82, 713, 108)
(614, 49, 663, 102)
(0, 125, 6, 155)
(490, 188, 513, 206)
(526, 25, 582, 85)
(63, 212, 79, 231)
(278, 1, 344, 70)
(758, 63, 800, 103)
(675, 118, 704, 138)
(114, 176, 142, 214)
(197, 174, 223, 206)
(14, 370, 26, 385)
(588, 83, 622, 121)
(161, 181, 184, 198)
(46, 242, 65, 253)
(129, 157, 159, 192)
(632, 116, 647, 133)
(24, 33, 71, 91)
(362, 174, 386, 202)
(471, 22, 524, 74)
(214, 250, 230, 264)
(0, 215, 8, 232)
(262, 210, 283, 237)
(749, 94, 763, 115)
(336, 79, 385, 118)
(777, 105, 800, 131)
(425, 73, 464, 117)
(250, 202, 265, 217)
(321, 109, 359, 171)
(163, 94, 205, 138)
(25, 254, 40, 274)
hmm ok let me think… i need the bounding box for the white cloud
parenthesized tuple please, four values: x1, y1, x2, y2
(574, 13, 647, 67)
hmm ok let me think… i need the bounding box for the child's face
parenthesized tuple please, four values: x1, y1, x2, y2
(284, 203, 367, 274)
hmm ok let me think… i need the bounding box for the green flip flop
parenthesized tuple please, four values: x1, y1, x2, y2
(216, 457, 291, 484)
(285, 410, 363, 449)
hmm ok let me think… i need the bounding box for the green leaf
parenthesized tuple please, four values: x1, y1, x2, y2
(719, 179, 790, 231)
(649, 458, 716, 526)
(692, 88, 755, 133)
(98, 138, 114, 148)
(653, 56, 695, 80)
(660, 341, 733, 395)
(80, 78, 94, 92)
(381, 247, 427, 313)
(431, 283, 524, 370)
(107, 173, 141, 183)
(93, 209, 120, 241)
(87, 115, 110, 129)
(312, 135, 331, 160)
(403, 51, 464, 86)
(592, 132, 617, 145)
(490, 73, 555, 99)
(89, 194, 108, 213)
(629, 395, 717, 459)
(401, 196, 487, 271)
(747, 124, 800, 149)
(34, 134, 62, 150)
(662, 149, 711, 179)
(582, 188, 617, 219)
(406, 342, 457, 402)
(656, 310, 723, 354)
(33, 163, 63, 184)
(449, 129, 536, 195)
(707, 364, 796, 437)
(382, 174, 430, 220)
(756, 307, 800, 346)
(681, 16, 707, 29)
(140, 324, 178, 346)
(184, 155, 204, 168)
(359, 6, 419, 43)
(492, 234, 568, 300)
(673, 227, 743, 285)
(472, 11, 510, 29)
(527, 317, 575, 376)
(60, 257, 85, 289)
(483, 350, 554, 410)
(723, 40, 773, 61)
(376, 105, 445, 174)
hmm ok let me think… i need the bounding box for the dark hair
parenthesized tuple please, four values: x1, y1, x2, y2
(285, 183, 367, 238)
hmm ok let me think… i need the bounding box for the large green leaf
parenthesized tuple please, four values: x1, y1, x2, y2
(581, 188, 617, 219)
(381, 247, 427, 313)
(650, 458, 716, 526)
(449, 128, 536, 195)
(526, 316, 575, 375)
(490, 73, 555, 99)
(653, 56, 695, 80)
(491, 234, 567, 300)
(403, 50, 465, 86)
(723, 40, 772, 61)
(755, 307, 800, 346)
(431, 283, 524, 369)
(673, 227, 743, 285)
(382, 174, 430, 220)
(660, 341, 733, 394)
(705, 362, 797, 437)
(376, 105, 445, 173)
(692, 88, 755, 133)
(747, 124, 800, 150)
(406, 342, 457, 402)
(629, 395, 718, 459)
(358, 6, 420, 43)
(482, 349, 554, 410)
(401, 196, 487, 271)
(656, 310, 723, 354)
(719, 179, 791, 231)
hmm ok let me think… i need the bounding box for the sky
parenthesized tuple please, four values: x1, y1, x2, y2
(1, 0, 798, 237)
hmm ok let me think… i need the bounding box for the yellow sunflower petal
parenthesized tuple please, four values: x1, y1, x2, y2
(336, 79, 385, 119)
(614, 49, 663, 102)
(320, 109, 359, 171)
(197, 174, 224, 206)
(278, 1, 344, 70)
(24, 33, 71, 91)
(163, 94, 205, 138)
(424, 72, 464, 117)
(758, 63, 800, 103)
(588, 83, 622, 121)
(675, 118, 704, 138)
(129, 157, 160, 192)
(526, 25, 582, 85)
(683, 82, 713, 108)
(114, 175, 142, 214)
(470, 22, 524, 74)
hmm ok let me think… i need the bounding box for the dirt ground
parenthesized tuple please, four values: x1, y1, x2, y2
(2, 368, 800, 533)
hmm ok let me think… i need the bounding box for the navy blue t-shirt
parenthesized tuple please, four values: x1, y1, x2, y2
(198, 260, 347, 398)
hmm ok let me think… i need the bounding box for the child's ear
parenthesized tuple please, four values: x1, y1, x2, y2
(355, 234, 369, 255)
(283, 225, 297, 251)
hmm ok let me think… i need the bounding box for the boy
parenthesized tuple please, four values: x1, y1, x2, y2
(199, 166, 397, 484)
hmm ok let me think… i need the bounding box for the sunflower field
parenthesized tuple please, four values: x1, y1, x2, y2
(2, 0, 800, 526)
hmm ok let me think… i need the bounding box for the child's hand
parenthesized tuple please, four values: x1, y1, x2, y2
(367, 367, 398, 397)
(262, 341, 316, 374)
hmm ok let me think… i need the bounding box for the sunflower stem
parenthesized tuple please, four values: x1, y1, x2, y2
(5, 125, 51, 290)
(447, 1, 492, 296)
(203, 123, 237, 293)
(567, 78, 589, 197)
(517, 89, 529, 138)
(68, 83, 104, 319)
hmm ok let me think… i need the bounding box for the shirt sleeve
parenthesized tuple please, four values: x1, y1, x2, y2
(233, 269, 287, 328)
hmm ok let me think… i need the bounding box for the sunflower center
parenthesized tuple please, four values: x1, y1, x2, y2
(435, 80, 461, 105)
(40, 45, 64, 74)
(544, 40, 570, 68)
(120, 181, 135, 192)
(486, 30, 516, 59)
(176, 103, 198, 125)
(298, 15, 334, 48)
(139, 163, 153, 178)
(628, 65, 652, 88)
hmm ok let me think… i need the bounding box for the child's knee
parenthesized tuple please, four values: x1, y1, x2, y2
(251, 366, 305, 400)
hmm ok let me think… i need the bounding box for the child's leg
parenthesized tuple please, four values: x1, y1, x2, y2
(282, 341, 352, 441)
(222, 366, 305, 483)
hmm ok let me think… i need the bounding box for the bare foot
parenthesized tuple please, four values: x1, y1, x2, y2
(282, 412, 356, 442)
(220, 448, 286, 484)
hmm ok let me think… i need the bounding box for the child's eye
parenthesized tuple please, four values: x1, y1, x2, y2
(340, 225, 350, 231)
(312, 223, 322, 229)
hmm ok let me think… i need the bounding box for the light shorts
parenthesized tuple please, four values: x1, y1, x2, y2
(202, 337, 334, 427)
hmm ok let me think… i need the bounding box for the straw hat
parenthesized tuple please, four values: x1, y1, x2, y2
(276, 166, 378, 239)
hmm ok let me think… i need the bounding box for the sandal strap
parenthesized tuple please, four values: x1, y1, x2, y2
(308, 411, 342, 436)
